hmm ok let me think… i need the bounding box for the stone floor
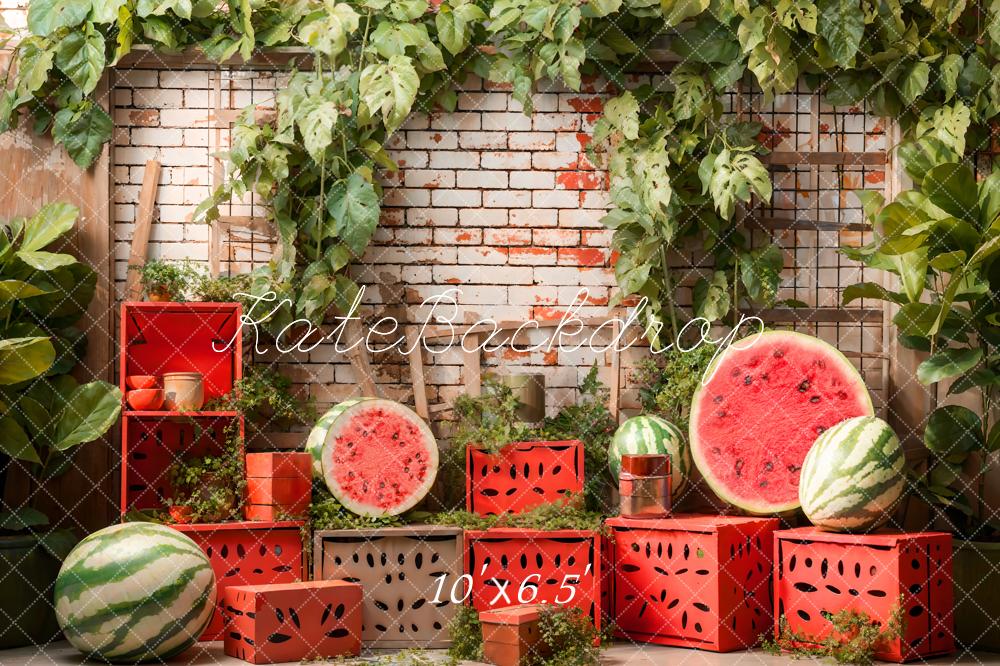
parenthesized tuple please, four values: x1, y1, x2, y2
(1, 642, 998, 665)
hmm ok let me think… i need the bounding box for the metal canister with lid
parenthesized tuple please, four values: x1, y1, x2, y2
(619, 453, 671, 518)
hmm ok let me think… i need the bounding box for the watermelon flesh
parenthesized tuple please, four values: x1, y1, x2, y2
(690, 331, 874, 514)
(318, 399, 439, 517)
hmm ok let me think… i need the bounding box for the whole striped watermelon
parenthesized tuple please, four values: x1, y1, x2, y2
(307, 398, 439, 517)
(609, 415, 690, 498)
(54, 523, 215, 662)
(799, 416, 905, 532)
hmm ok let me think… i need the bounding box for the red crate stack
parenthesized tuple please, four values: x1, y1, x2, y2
(119, 302, 305, 641)
(774, 527, 953, 662)
(607, 515, 778, 652)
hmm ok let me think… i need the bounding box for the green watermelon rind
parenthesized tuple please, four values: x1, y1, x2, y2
(305, 398, 365, 478)
(319, 398, 439, 518)
(608, 415, 690, 498)
(54, 523, 216, 663)
(689, 330, 875, 515)
(799, 415, 905, 532)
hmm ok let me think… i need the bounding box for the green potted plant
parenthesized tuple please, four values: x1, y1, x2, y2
(0, 203, 122, 648)
(130, 259, 196, 301)
(844, 108, 1000, 650)
(167, 429, 245, 523)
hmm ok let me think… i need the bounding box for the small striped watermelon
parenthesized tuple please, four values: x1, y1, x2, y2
(54, 523, 215, 662)
(608, 415, 690, 498)
(308, 398, 439, 517)
(799, 416, 906, 532)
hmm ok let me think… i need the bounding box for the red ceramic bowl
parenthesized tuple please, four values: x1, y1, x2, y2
(127, 388, 164, 411)
(126, 375, 157, 390)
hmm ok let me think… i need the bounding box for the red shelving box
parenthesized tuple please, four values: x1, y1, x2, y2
(606, 515, 778, 652)
(466, 440, 584, 515)
(464, 529, 602, 631)
(119, 301, 242, 400)
(119, 302, 245, 516)
(171, 521, 306, 641)
(775, 527, 953, 662)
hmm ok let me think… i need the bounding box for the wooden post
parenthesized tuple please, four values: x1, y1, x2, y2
(125, 160, 161, 300)
(405, 325, 430, 419)
(462, 312, 482, 397)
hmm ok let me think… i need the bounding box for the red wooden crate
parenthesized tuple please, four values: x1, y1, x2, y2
(464, 529, 601, 631)
(224, 581, 362, 664)
(466, 441, 584, 515)
(245, 452, 311, 479)
(171, 521, 305, 641)
(607, 515, 778, 652)
(120, 302, 242, 402)
(121, 413, 242, 513)
(775, 527, 953, 662)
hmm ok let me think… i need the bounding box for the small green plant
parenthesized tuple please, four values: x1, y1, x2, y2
(130, 259, 198, 301)
(451, 376, 531, 455)
(192, 272, 254, 306)
(446, 605, 484, 662)
(762, 603, 906, 665)
(430, 494, 605, 533)
(634, 344, 717, 431)
(209, 365, 314, 429)
(167, 422, 245, 523)
(535, 605, 603, 666)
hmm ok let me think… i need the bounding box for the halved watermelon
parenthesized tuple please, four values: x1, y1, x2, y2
(689, 331, 874, 514)
(307, 398, 439, 517)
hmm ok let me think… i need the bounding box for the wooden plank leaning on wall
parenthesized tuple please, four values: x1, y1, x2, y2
(0, 63, 115, 533)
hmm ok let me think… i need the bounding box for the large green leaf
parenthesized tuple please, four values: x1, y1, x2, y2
(16, 251, 77, 271)
(296, 98, 339, 162)
(740, 244, 783, 305)
(0, 416, 40, 463)
(923, 163, 978, 223)
(436, 2, 488, 55)
(296, 2, 359, 58)
(52, 380, 121, 451)
(0, 337, 55, 384)
(917, 347, 983, 385)
(0, 506, 48, 531)
(924, 405, 982, 455)
(20, 202, 78, 252)
(359, 55, 419, 132)
(52, 101, 113, 169)
(0, 280, 50, 301)
(893, 302, 940, 337)
(842, 281, 906, 305)
(817, 0, 864, 67)
(55, 22, 105, 94)
(326, 173, 380, 256)
(693, 270, 731, 321)
(662, 0, 710, 27)
(28, 0, 91, 37)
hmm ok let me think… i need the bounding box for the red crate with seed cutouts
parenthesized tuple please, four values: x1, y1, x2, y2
(171, 521, 306, 641)
(775, 527, 953, 662)
(246, 452, 312, 520)
(464, 529, 602, 631)
(466, 441, 584, 515)
(607, 515, 778, 652)
(223, 580, 362, 664)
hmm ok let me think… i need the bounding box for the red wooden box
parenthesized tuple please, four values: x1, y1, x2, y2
(466, 441, 584, 515)
(465, 529, 601, 630)
(480, 605, 548, 666)
(121, 413, 242, 513)
(223, 580, 362, 664)
(246, 452, 312, 521)
(245, 452, 312, 479)
(120, 302, 242, 402)
(775, 527, 953, 662)
(171, 521, 306, 641)
(607, 515, 779, 652)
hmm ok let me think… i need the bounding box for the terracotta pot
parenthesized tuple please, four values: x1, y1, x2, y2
(126, 375, 157, 389)
(126, 388, 164, 411)
(169, 505, 193, 524)
(163, 372, 204, 411)
(953, 539, 1000, 651)
(147, 288, 173, 302)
